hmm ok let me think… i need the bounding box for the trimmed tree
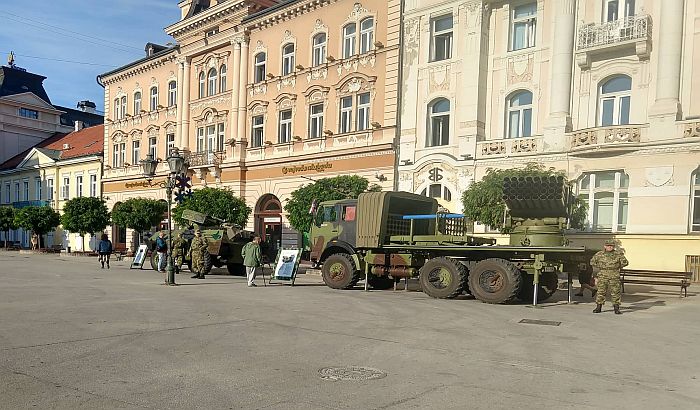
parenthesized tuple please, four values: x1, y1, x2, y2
(0, 206, 17, 248)
(14, 206, 61, 249)
(172, 187, 251, 227)
(284, 175, 379, 234)
(111, 198, 168, 242)
(461, 163, 587, 233)
(61, 197, 111, 252)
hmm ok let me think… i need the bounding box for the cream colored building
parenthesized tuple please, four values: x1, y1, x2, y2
(398, 0, 700, 274)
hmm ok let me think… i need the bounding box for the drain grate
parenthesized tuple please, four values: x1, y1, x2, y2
(519, 319, 561, 326)
(318, 366, 387, 381)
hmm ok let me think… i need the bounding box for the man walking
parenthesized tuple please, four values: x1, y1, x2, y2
(155, 231, 168, 273)
(189, 229, 209, 279)
(242, 235, 262, 287)
(590, 239, 629, 315)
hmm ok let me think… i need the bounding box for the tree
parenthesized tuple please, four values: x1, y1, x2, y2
(111, 198, 168, 241)
(0, 206, 17, 248)
(284, 175, 379, 233)
(14, 206, 61, 248)
(172, 187, 251, 227)
(61, 197, 111, 252)
(461, 163, 587, 233)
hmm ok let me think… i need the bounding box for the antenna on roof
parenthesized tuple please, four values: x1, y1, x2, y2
(8, 51, 15, 67)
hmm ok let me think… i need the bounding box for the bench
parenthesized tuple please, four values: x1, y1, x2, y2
(620, 269, 692, 297)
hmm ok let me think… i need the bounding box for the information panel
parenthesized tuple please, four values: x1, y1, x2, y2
(130, 245, 149, 270)
(271, 248, 302, 285)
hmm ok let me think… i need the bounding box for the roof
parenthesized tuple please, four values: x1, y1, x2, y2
(54, 105, 104, 127)
(0, 65, 51, 103)
(0, 124, 104, 171)
(98, 46, 178, 81)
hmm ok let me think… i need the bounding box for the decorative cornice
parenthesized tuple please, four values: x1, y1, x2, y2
(166, 1, 248, 38)
(101, 52, 179, 85)
(245, 0, 336, 31)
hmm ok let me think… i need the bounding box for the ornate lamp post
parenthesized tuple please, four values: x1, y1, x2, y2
(140, 148, 187, 286)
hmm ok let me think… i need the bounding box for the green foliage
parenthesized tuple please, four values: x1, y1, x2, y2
(461, 163, 587, 233)
(284, 175, 373, 233)
(61, 197, 111, 250)
(111, 198, 167, 234)
(172, 187, 251, 227)
(0, 206, 17, 247)
(14, 206, 61, 237)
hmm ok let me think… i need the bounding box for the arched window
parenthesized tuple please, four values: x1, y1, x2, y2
(219, 64, 227, 93)
(167, 81, 177, 106)
(149, 87, 158, 111)
(282, 43, 295, 76)
(133, 92, 142, 114)
(427, 98, 450, 147)
(599, 75, 631, 126)
(198, 71, 205, 98)
(360, 17, 374, 53)
(120, 96, 127, 118)
(207, 68, 217, 96)
(312, 33, 327, 67)
(343, 23, 356, 58)
(506, 90, 533, 138)
(254, 52, 266, 83)
(420, 184, 453, 202)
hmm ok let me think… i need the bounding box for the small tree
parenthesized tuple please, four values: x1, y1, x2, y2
(461, 163, 587, 233)
(172, 187, 251, 227)
(0, 206, 17, 248)
(61, 197, 111, 251)
(111, 198, 168, 242)
(14, 206, 61, 249)
(284, 175, 379, 233)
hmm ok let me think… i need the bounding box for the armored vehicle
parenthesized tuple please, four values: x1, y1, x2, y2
(308, 178, 592, 304)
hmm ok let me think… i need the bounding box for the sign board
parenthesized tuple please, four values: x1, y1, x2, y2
(130, 244, 149, 270)
(270, 248, 302, 285)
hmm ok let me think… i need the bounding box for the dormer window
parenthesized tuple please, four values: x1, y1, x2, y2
(19, 107, 38, 119)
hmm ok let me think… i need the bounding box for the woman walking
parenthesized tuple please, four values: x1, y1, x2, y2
(98, 233, 113, 269)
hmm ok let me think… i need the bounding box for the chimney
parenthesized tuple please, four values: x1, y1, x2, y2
(76, 100, 96, 114)
(74, 120, 83, 132)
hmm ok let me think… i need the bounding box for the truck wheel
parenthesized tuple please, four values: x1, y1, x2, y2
(322, 253, 360, 289)
(368, 275, 395, 290)
(419, 257, 467, 299)
(203, 253, 213, 274)
(150, 251, 159, 271)
(518, 271, 559, 302)
(468, 259, 522, 304)
(227, 263, 245, 276)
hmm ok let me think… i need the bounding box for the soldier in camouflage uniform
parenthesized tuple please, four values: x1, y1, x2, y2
(189, 229, 209, 279)
(172, 233, 186, 274)
(590, 239, 629, 314)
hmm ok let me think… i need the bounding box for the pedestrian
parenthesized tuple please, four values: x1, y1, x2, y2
(30, 233, 39, 250)
(590, 239, 629, 314)
(575, 266, 598, 298)
(98, 233, 113, 269)
(155, 231, 168, 273)
(241, 235, 262, 287)
(172, 232, 186, 274)
(189, 229, 209, 279)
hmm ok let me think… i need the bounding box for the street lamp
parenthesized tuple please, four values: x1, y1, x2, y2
(140, 148, 187, 286)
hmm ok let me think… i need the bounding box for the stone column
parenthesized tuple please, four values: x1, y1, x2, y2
(176, 58, 185, 148)
(237, 40, 249, 146)
(181, 58, 191, 150)
(650, 0, 684, 119)
(230, 41, 241, 142)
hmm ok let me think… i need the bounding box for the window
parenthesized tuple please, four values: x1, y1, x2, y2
(357, 92, 370, 131)
(207, 68, 217, 96)
(578, 171, 629, 232)
(35, 178, 41, 200)
(112, 144, 120, 167)
(150, 87, 158, 111)
(430, 15, 453, 62)
(134, 92, 142, 114)
(168, 81, 177, 106)
(599, 75, 631, 126)
(282, 44, 295, 76)
(511, 3, 537, 51)
(46, 179, 53, 201)
(206, 125, 216, 152)
(278, 110, 292, 143)
(427, 98, 450, 147)
(339, 96, 353, 133)
(23, 180, 29, 201)
(120, 96, 127, 118)
(342, 205, 356, 222)
(18, 107, 39, 119)
(343, 23, 357, 58)
(216, 123, 225, 152)
(507, 90, 533, 138)
(251, 115, 264, 147)
(219, 65, 227, 92)
(76, 175, 83, 197)
(315, 205, 338, 226)
(692, 171, 700, 232)
(360, 18, 374, 54)
(119, 143, 126, 167)
(132, 140, 140, 165)
(89, 174, 97, 197)
(198, 71, 206, 98)
(62, 177, 70, 200)
(149, 137, 157, 158)
(254, 53, 266, 83)
(197, 127, 205, 152)
(312, 33, 327, 67)
(14, 182, 19, 202)
(309, 103, 324, 138)
(167, 133, 175, 155)
(4, 183, 9, 203)
(113, 99, 120, 120)
(420, 184, 453, 202)
(605, 0, 635, 22)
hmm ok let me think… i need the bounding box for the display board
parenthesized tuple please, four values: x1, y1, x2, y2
(270, 248, 302, 286)
(130, 245, 149, 270)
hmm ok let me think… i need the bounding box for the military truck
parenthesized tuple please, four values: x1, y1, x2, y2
(308, 177, 592, 304)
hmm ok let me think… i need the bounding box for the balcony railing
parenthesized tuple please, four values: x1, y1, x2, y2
(186, 150, 225, 167)
(569, 124, 646, 150)
(476, 136, 543, 159)
(577, 15, 651, 50)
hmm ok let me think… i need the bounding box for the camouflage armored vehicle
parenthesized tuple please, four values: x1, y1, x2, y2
(308, 178, 593, 304)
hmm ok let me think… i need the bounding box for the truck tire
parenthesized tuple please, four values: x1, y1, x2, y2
(419, 257, 467, 299)
(203, 252, 213, 274)
(322, 253, 361, 289)
(518, 271, 559, 303)
(468, 258, 522, 304)
(227, 263, 245, 276)
(368, 275, 395, 290)
(150, 251, 159, 271)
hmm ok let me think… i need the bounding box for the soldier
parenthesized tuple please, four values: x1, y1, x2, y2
(590, 239, 629, 314)
(172, 232, 186, 274)
(242, 235, 262, 287)
(189, 229, 209, 279)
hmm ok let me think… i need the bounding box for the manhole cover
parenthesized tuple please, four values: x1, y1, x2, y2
(519, 319, 561, 326)
(318, 366, 387, 381)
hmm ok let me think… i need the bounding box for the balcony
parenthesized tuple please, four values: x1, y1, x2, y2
(185, 150, 225, 168)
(576, 15, 652, 69)
(476, 136, 543, 159)
(569, 124, 647, 153)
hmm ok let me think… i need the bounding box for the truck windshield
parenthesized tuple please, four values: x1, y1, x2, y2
(315, 206, 337, 226)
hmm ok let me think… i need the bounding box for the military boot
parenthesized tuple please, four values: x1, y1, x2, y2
(613, 304, 622, 315)
(593, 304, 602, 313)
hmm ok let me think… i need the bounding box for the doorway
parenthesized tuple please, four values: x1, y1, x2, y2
(255, 194, 283, 262)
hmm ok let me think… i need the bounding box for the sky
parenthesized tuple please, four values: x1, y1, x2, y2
(0, 0, 181, 113)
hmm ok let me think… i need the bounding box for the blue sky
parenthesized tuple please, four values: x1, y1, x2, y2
(0, 0, 180, 112)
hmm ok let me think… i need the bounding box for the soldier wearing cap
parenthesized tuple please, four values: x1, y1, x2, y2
(189, 229, 209, 279)
(590, 239, 629, 314)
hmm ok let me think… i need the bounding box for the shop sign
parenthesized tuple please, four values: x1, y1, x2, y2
(281, 162, 333, 175)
